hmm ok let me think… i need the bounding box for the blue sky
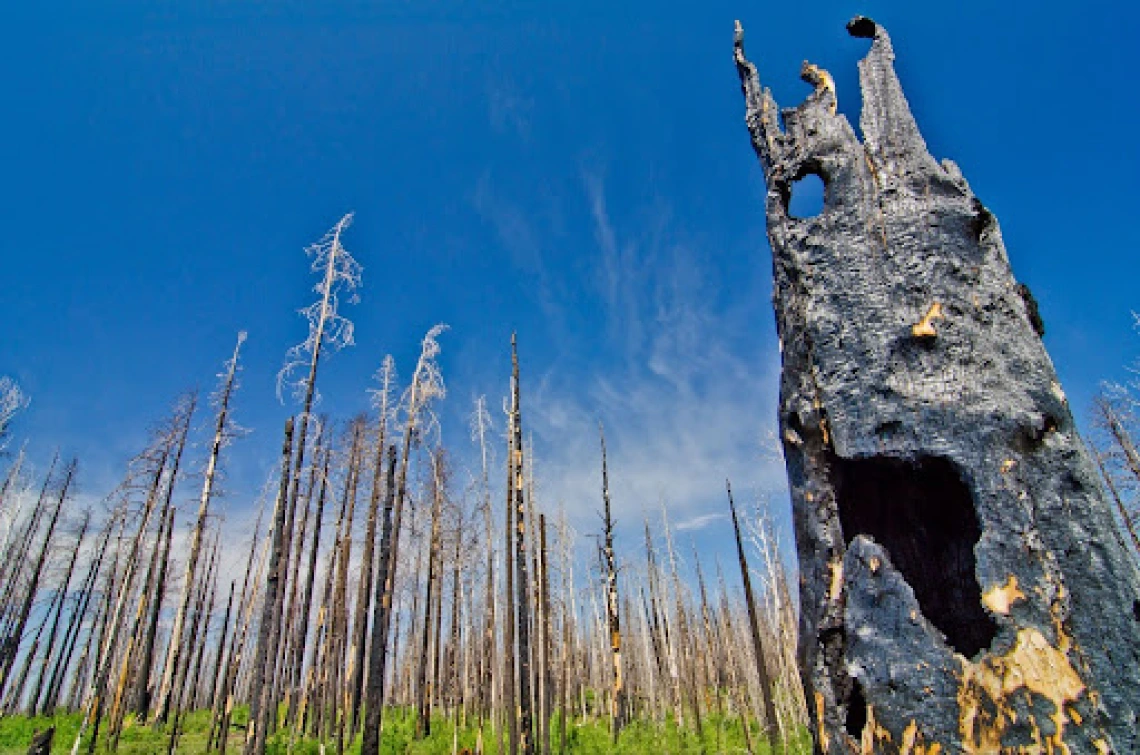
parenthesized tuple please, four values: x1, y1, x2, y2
(2, 1, 1138, 577)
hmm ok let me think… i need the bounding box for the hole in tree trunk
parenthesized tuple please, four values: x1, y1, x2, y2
(833, 454, 997, 657)
(787, 172, 826, 218)
(844, 676, 867, 738)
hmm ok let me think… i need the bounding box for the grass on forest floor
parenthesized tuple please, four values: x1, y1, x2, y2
(0, 707, 810, 754)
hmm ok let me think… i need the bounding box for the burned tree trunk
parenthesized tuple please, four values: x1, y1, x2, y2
(597, 425, 625, 743)
(503, 399, 519, 755)
(725, 481, 778, 749)
(510, 335, 535, 755)
(0, 459, 74, 697)
(30, 511, 89, 714)
(244, 417, 295, 755)
(415, 450, 445, 738)
(735, 17, 1140, 753)
(360, 446, 396, 755)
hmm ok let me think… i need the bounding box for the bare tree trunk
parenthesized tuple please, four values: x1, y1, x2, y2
(645, 519, 683, 729)
(74, 409, 184, 755)
(0, 459, 74, 697)
(43, 514, 109, 715)
(504, 403, 519, 755)
(348, 412, 387, 737)
(537, 514, 554, 755)
(1099, 396, 1140, 483)
(475, 401, 497, 734)
(275, 433, 326, 729)
(155, 333, 244, 724)
(597, 426, 625, 742)
(660, 509, 702, 742)
(447, 518, 463, 725)
(0, 446, 24, 514)
(330, 419, 365, 754)
(132, 501, 175, 720)
(28, 510, 89, 713)
(0, 453, 58, 624)
(168, 534, 219, 755)
(1094, 446, 1140, 558)
(208, 582, 235, 716)
(284, 452, 325, 739)
(1093, 397, 1140, 556)
(244, 417, 295, 755)
(509, 336, 535, 755)
(360, 327, 447, 751)
(725, 481, 777, 749)
(360, 445, 397, 755)
(106, 499, 170, 750)
(110, 415, 191, 749)
(208, 500, 264, 753)
(416, 450, 445, 738)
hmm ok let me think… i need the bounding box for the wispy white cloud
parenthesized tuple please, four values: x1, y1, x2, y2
(509, 171, 788, 545)
(674, 512, 728, 533)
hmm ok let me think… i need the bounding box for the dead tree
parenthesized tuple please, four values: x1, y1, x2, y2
(510, 335, 535, 755)
(597, 425, 625, 742)
(537, 513, 553, 755)
(155, 331, 246, 723)
(0, 453, 58, 635)
(415, 450, 446, 738)
(735, 17, 1140, 752)
(360, 445, 397, 755)
(72, 394, 192, 755)
(42, 514, 115, 715)
(30, 511, 90, 714)
(244, 417, 295, 755)
(208, 498, 265, 753)
(0, 459, 74, 697)
(503, 392, 519, 755)
(725, 481, 778, 749)
(348, 360, 394, 737)
(471, 396, 497, 730)
(360, 325, 447, 755)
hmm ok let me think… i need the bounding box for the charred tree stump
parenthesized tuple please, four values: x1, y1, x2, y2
(27, 727, 53, 755)
(735, 17, 1140, 754)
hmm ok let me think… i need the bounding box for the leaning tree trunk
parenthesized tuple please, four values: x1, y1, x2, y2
(132, 501, 175, 721)
(155, 332, 244, 724)
(244, 417, 295, 755)
(735, 17, 1140, 753)
(726, 481, 778, 750)
(0, 460, 74, 698)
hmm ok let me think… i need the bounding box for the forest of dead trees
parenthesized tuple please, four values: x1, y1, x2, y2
(2, 217, 1139, 754)
(0, 215, 828, 754)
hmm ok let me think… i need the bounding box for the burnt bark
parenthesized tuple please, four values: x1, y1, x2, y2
(347, 415, 387, 737)
(360, 445, 397, 755)
(598, 426, 625, 742)
(130, 500, 175, 721)
(726, 481, 778, 749)
(510, 335, 535, 755)
(0, 460, 74, 698)
(735, 17, 1140, 753)
(244, 416, 295, 755)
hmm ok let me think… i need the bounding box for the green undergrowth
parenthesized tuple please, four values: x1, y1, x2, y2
(0, 708, 810, 754)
